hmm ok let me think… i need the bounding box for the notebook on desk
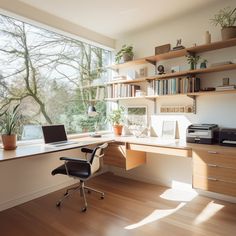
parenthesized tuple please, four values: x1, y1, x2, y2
(42, 125, 77, 147)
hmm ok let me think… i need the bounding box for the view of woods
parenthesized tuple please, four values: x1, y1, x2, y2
(0, 14, 111, 140)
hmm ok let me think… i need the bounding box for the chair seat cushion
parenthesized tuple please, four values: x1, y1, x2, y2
(51, 162, 91, 179)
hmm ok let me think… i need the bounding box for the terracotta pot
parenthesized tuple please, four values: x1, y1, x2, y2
(113, 125, 123, 136)
(221, 26, 236, 40)
(1, 134, 17, 150)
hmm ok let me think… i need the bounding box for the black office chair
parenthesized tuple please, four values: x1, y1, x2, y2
(51, 143, 108, 212)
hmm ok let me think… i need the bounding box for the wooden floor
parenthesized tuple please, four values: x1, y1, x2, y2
(0, 173, 235, 236)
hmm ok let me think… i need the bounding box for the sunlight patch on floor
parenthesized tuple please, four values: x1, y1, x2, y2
(125, 202, 186, 230)
(194, 201, 224, 225)
(160, 188, 198, 202)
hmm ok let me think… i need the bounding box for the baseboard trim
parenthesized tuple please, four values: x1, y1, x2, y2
(0, 179, 77, 212)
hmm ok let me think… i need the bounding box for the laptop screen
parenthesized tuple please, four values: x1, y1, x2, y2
(42, 125, 68, 144)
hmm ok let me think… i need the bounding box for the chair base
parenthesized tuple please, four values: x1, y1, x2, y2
(56, 181, 104, 212)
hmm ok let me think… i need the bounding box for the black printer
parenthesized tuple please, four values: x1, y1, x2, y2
(219, 128, 236, 146)
(186, 124, 219, 144)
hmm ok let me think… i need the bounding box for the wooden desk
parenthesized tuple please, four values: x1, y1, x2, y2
(1, 135, 235, 197)
(0, 136, 113, 162)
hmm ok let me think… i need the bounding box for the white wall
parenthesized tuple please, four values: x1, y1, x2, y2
(113, 0, 236, 200)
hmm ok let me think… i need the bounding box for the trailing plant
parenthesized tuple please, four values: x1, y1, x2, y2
(0, 104, 22, 135)
(107, 107, 124, 125)
(115, 45, 134, 64)
(211, 7, 236, 28)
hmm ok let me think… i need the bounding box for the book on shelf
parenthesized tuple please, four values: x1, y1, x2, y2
(215, 85, 236, 91)
(106, 83, 141, 98)
(146, 76, 200, 96)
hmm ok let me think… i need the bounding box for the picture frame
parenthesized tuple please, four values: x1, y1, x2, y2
(162, 120, 176, 139)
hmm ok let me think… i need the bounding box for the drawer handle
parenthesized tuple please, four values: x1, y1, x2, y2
(207, 151, 218, 154)
(207, 164, 218, 167)
(208, 177, 218, 181)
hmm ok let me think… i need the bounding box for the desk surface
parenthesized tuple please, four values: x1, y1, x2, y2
(1, 134, 235, 162)
(0, 136, 113, 162)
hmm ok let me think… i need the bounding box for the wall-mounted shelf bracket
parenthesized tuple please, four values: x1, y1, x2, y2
(146, 97, 157, 114)
(145, 59, 156, 66)
(187, 95, 196, 114)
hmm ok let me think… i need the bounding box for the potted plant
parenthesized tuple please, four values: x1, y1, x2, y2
(186, 54, 200, 70)
(200, 59, 208, 69)
(211, 7, 236, 40)
(107, 107, 124, 136)
(0, 104, 21, 150)
(115, 45, 134, 64)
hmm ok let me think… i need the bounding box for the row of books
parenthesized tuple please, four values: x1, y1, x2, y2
(147, 77, 200, 96)
(107, 84, 141, 98)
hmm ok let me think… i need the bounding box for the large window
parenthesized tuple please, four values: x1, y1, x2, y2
(0, 14, 111, 140)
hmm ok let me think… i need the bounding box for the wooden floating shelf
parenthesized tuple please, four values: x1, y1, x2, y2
(108, 58, 148, 70)
(146, 89, 236, 98)
(106, 77, 149, 85)
(106, 90, 236, 101)
(105, 96, 146, 101)
(146, 63, 236, 80)
(108, 38, 236, 69)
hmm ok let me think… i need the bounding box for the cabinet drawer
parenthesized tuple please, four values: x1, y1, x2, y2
(193, 149, 236, 169)
(103, 143, 126, 169)
(193, 175, 236, 197)
(193, 162, 236, 183)
(103, 142, 146, 170)
(128, 143, 191, 158)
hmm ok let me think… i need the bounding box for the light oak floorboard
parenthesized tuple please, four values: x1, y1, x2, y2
(0, 172, 235, 236)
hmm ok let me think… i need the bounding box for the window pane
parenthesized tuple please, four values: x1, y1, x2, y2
(0, 14, 111, 140)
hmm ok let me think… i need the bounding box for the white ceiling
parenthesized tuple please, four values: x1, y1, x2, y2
(19, 0, 220, 39)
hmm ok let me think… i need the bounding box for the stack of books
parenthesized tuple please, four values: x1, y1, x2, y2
(216, 85, 236, 91)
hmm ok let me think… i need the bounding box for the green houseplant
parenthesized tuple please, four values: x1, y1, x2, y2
(211, 7, 236, 40)
(186, 55, 200, 70)
(115, 45, 134, 64)
(0, 104, 21, 150)
(107, 107, 124, 136)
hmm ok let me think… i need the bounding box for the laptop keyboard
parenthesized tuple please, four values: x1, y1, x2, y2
(50, 141, 78, 147)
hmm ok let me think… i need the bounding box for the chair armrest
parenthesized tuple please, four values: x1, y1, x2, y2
(81, 147, 93, 153)
(59, 157, 87, 163)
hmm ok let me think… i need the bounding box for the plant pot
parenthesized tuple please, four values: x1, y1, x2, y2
(113, 125, 123, 136)
(123, 53, 133, 62)
(221, 26, 236, 40)
(1, 134, 17, 150)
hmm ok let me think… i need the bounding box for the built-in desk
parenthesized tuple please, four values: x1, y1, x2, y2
(1, 135, 236, 197)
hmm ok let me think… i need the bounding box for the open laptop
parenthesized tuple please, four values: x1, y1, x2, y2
(42, 125, 77, 147)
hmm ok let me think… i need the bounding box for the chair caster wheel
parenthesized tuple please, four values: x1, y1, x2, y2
(64, 192, 68, 196)
(81, 207, 87, 212)
(101, 195, 104, 199)
(56, 202, 61, 207)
